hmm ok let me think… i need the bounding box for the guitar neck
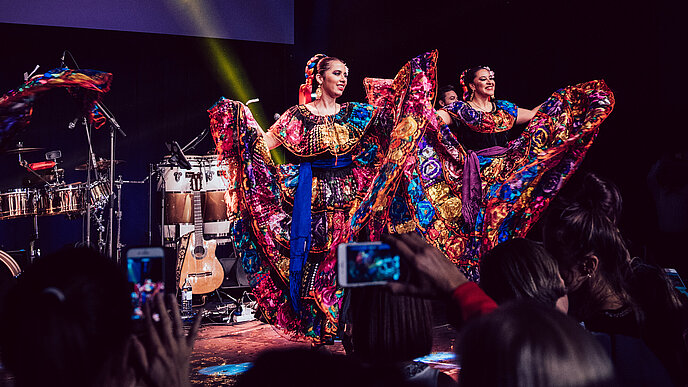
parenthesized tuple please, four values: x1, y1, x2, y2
(193, 189, 203, 245)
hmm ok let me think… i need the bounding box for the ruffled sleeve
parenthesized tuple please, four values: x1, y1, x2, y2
(267, 105, 302, 148)
(495, 99, 517, 118)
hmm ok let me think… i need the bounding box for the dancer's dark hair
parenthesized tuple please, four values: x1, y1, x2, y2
(459, 66, 492, 101)
(437, 84, 457, 105)
(309, 55, 346, 91)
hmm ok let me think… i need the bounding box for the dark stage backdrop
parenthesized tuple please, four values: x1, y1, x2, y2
(1, 0, 684, 267)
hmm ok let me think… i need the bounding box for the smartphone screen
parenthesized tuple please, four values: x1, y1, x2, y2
(337, 242, 400, 287)
(126, 247, 165, 320)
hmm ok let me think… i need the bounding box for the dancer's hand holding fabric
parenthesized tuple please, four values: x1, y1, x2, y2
(384, 232, 468, 298)
(131, 293, 202, 387)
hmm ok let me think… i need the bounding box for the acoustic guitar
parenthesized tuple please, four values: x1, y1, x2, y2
(177, 172, 224, 294)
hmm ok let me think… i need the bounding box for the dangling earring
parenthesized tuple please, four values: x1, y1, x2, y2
(315, 86, 322, 99)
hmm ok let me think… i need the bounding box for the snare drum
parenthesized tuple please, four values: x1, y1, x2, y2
(43, 183, 85, 215)
(0, 189, 39, 220)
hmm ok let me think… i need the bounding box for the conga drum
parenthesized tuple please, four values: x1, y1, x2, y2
(157, 155, 232, 245)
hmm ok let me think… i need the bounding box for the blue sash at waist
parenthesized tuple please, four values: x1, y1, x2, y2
(289, 155, 353, 313)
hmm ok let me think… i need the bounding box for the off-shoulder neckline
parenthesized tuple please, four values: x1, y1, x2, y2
(297, 102, 349, 120)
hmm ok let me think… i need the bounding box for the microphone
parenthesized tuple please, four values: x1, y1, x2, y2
(60, 51, 66, 68)
(68, 117, 80, 129)
(246, 98, 260, 105)
(273, 113, 281, 121)
(23, 65, 40, 82)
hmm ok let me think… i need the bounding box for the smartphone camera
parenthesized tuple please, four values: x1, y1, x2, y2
(337, 242, 401, 287)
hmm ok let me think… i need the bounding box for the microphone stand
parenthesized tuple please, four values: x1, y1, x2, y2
(181, 128, 209, 153)
(81, 117, 100, 248)
(59, 50, 125, 261)
(103, 103, 126, 262)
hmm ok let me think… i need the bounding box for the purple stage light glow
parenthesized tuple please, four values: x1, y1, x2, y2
(0, 0, 294, 44)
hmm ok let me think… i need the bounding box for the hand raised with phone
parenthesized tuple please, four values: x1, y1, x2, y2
(129, 293, 202, 387)
(383, 232, 468, 298)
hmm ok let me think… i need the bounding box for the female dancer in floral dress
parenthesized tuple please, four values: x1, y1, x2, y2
(209, 52, 437, 343)
(359, 65, 615, 281)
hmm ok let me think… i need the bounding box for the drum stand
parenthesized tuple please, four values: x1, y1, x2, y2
(113, 175, 151, 262)
(157, 164, 166, 247)
(78, 116, 111, 255)
(94, 211, 107, 253)
(29, 214, 39, 263)
(16, 149, 52, 263)
(115, 177, 123, 261)
(82, 117, 99, 249)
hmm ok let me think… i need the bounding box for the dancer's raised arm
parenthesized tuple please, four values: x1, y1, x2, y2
(258, 126, 282, 150)
(515, 103, 543, 125)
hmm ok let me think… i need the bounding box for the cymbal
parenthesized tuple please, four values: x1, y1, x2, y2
(75, 159, 125, 171)
(5, 146, 44, 154)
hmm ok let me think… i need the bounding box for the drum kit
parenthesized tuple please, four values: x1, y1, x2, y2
(0, 134, 238, 266)
(0, 58, 242, 291)
(0, 142, 118, 260)
(0, 149, 116, 220)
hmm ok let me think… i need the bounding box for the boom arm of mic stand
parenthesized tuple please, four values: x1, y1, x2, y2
(96, 101, 126, 137)
(182, 127, 209, 153)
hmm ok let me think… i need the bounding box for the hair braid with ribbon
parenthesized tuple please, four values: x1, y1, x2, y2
(299, 54, 328, 104)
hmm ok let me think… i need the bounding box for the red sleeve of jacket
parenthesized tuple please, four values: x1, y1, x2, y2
(450, 281, 498, 321)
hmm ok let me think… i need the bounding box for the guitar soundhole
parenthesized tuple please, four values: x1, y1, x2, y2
(194, 246, 206, 258)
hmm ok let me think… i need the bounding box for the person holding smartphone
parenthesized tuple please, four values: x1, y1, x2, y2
(0, 247, 201, 387)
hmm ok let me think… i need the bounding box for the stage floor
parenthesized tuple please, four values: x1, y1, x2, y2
(190, 318, 459, 386)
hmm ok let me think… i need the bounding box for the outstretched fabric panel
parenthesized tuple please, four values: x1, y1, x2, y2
(0, 68, 112, 150)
